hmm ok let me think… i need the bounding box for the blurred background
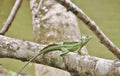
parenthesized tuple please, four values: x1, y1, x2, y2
(0, 0, 120, 75)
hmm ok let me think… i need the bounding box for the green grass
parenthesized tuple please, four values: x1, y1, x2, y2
(0, 0, 120, 76)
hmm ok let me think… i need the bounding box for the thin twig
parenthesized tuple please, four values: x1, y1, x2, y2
(0, 0, 22, 35)
(56, 0, 120, 59)
(37, 0, 43, 12)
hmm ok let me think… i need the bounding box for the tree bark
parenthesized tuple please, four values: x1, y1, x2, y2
(30, 0, 80, 44)
(0, 35, 120, 76)
(30, 0, 87, 76)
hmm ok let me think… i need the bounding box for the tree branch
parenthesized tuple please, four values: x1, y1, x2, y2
(55, 0, 120, 59)
(0, 35, 42, 60)
(0, 0, 22, 35)
(0, 35, 120, 76)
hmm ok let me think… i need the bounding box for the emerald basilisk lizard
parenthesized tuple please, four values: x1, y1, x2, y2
(17, 35, 91, 76)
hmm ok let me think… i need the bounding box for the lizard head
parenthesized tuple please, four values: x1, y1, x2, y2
(80, 35, 92, 46)
(76, 35, 92, 55)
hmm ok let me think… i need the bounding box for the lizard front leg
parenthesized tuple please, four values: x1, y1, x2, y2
(60, 47, 69, 57)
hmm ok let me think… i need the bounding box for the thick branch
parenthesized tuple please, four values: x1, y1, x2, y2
(55, 0, 120, 59)
(0, 0, 22, 35)
(0, 35, 42, 60)
(0, 35, 120, 76)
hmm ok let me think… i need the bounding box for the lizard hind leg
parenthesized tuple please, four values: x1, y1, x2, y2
(60, 47, 69, 57)
(77, 47, 82, 55)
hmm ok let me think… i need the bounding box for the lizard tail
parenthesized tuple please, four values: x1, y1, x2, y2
(17, 54, 40, 76)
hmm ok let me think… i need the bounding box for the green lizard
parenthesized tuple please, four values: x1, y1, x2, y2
(17, 35, 91, 76)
